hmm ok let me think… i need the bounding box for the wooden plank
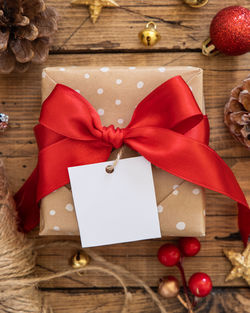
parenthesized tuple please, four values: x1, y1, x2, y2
(42, 288, 250, 313)
(36, 254, 247, 288)
(45, 0, 250, 52)
(0, 0, 249, 311)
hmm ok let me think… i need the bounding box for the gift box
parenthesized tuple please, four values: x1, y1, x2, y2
(39, 66, 206, 237)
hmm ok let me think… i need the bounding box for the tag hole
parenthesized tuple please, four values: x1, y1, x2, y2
(106, 165, 114, 174)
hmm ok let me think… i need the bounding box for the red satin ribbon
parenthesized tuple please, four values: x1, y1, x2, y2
(15, 76, 250, 245)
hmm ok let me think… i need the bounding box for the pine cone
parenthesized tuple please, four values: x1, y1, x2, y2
(224, 76, 250, 149)
(0, 0, 58, 74)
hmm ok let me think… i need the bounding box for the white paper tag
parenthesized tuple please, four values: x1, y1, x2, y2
(68, 156, 161, 248)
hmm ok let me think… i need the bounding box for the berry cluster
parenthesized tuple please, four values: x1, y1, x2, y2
(157, 237, 212, 312)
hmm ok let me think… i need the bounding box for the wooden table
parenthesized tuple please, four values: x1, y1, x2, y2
(1, 0, 249, 312)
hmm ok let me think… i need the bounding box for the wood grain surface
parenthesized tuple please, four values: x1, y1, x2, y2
(42, 288, 250, 313)
(0, 0, 249, 312)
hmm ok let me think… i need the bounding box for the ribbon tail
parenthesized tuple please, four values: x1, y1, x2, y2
(14, 167, 40, 232)
(14, 138, 113, 233)
(238, 203, 250, 246)
(183, 115, 210, 145)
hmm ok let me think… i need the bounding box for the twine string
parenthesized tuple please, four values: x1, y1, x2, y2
(106, 146, 124, 173)
(0, 159, 168, 313)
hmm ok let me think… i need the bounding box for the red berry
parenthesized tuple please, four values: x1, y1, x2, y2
(179, 237, 201, 257)
(188, 273, 212, 297)
(158, 244, 181, 267)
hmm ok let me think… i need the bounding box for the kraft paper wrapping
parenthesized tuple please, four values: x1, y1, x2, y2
(39, 66, 206, 237)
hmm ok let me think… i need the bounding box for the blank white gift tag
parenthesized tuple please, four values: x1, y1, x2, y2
(68, 156, 161, 248)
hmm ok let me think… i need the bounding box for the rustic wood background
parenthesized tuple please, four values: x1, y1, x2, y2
(1, 0, 250, 312)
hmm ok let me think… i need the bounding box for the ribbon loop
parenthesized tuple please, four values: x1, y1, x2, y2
(102, 125, 124, 149)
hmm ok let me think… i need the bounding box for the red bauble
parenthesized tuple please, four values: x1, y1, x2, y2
(209, 6, 250, 56)
(179, 237, 201, 257)
(158, 244, 181, 267)
(188, 272, 212, 297)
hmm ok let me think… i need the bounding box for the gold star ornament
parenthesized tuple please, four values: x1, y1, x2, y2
(71, 0, 119, 23)
(224, 244, 250, 285)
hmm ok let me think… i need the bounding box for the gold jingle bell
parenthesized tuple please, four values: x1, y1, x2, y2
(139, 22, 161, 47)
(71, 251, 90, 270)
(184, 0, 208, 8)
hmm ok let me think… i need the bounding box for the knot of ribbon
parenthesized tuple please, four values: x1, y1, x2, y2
(14, 76, 250, 245)
(102, 125, 124, 149)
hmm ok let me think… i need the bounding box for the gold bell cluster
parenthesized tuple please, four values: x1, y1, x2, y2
(139, 22, 161, 47)
(184, 0, 208, 8)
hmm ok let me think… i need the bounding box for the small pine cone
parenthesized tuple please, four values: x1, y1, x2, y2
(224, 76, 250, 149)
(0, 0, 58, 74)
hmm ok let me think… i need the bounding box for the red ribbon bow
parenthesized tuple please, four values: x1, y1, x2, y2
(15, 76, 250, 245)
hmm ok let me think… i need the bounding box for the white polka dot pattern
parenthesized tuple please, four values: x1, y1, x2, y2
(53, 226, 60, 231)
(137, 81, 144, 89)
(176, 222, 186, 230)
(117, 118, 124, 124)
(75, 89, 81, 93)
(173, 190, 179, 195)
(98, 108, 104, 116)
(97, 88, 104, 94)
(173, 184, 179, 190)
(192, 188, 200, 195)
(49, 210, 56, 216)
(157, 205, 163, 213)
(116, 79, 122, 85)
(59, 67, 65, 71)
(84, 73, 90, 79)
(115, 99, 121, 105)
(158, 67, 166, 72)
(100, 67, 109, 72)
(65, 203, 74, 212)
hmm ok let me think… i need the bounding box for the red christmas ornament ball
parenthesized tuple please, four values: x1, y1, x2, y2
(158, 244, 181, 267)
(210, 6, 250, 56)
(179, 237, 201, 257)
(188, 272, 212, 297)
